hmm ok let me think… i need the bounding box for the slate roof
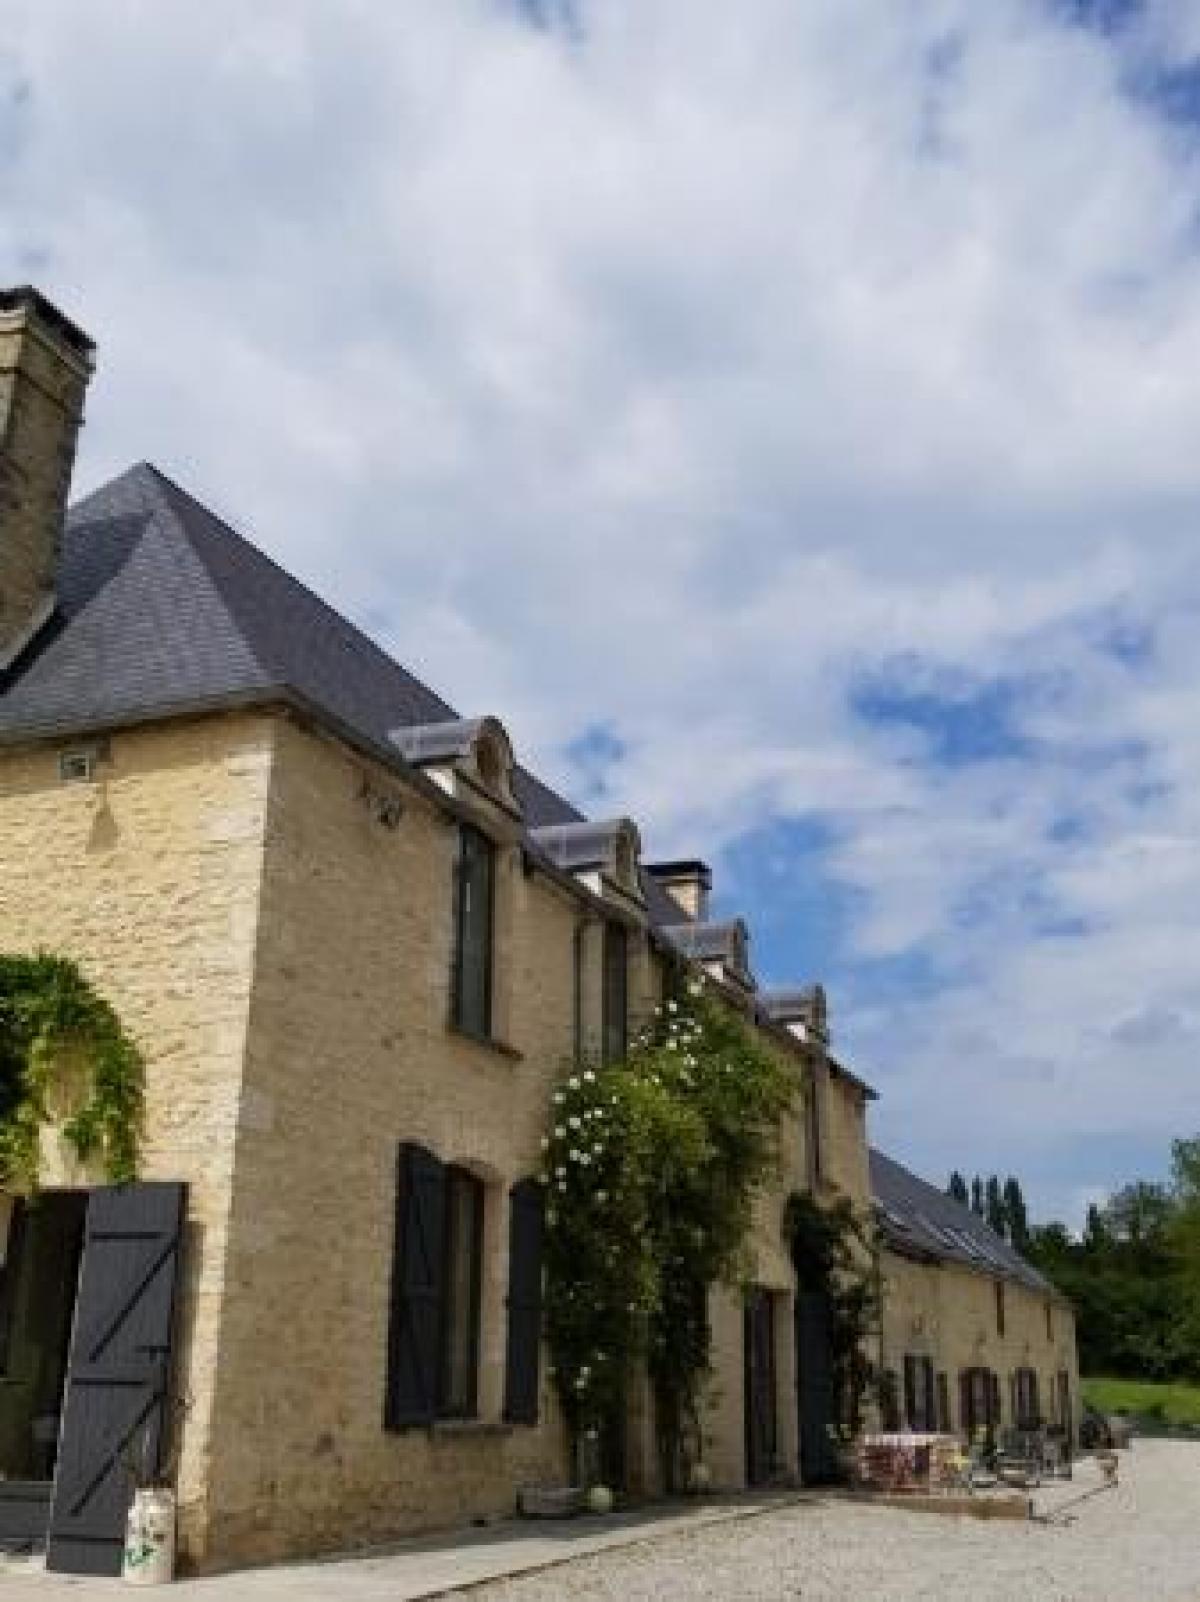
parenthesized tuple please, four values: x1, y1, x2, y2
(0, 461, 690, 935)
(870, 1147, 1057, 1296)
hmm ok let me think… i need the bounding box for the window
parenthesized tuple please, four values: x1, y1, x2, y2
(1013, 1367, 1040, 1430)
(386, 1145, 485, 1429)
(440, 1168, 484, 1417)
(903, 1355, 936, 1431)
(994, 1279, 1006, 1337)
(572, 923, 585, 1064)
(453, 825, 494, 1039)
(1045, 1300, 1053, 1342)
(601, 922, 628, 1065)
(879, 1369, 901, 1431)
(936, 1371, 952, 1434)
(806, 1077, 824, 1187)
(959, 1366, 999, 1438)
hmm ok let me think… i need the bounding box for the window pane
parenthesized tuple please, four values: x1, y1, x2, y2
(440, 1170, 482, 1417)
(602, 924, 627, 1064)
(454, 827, 493, 1036)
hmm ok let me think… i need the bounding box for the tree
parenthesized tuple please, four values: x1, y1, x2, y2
(971, 1176, 984, 1216)
(1003, 1176, 1030, 1254)
(947, 1171, 969, 1205)
(985, 1175, 1007, 1237)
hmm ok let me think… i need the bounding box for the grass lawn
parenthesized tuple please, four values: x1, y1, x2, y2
(1081, 1376, 1200, 1427)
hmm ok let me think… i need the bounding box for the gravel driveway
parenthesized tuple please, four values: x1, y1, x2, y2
(475, 1439, 1200, 1602)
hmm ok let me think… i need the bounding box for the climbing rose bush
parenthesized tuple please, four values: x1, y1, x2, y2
(542, 979, 795, 1474)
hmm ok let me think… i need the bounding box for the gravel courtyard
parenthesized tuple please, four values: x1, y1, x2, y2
(474, 1440, 1199, 1602)
(0, 1441, 1195, 1601)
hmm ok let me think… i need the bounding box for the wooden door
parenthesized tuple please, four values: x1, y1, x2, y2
(744, 1290, 777, 1487)
(46, 1183, 186, 1576)
(796, 1291, 836, 1483)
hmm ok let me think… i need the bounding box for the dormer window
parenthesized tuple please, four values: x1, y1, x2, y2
(391, 716, 519, 816)
(661, 919, 755, 995)
(528, 818, 643, 907)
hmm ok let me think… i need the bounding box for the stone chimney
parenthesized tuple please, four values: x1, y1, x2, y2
(645, 859, 712, 922)
(0, 287, 95, 669)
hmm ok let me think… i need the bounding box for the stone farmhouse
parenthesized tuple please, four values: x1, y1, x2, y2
(0, 287, 1078, 1575)
(873, 1152, 1079, 1442)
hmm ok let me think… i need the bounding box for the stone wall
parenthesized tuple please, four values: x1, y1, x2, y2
(201, 714, 585, 1565)
(0, 713, 274, 1559)
(201, 711, 833, 1562)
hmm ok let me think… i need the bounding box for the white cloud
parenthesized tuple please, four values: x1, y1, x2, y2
(3, 0, 1200, 1221)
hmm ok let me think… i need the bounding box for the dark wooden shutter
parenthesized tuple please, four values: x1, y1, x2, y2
(903, 1356, 917, 1430)
(989, 1370, 1001, 1430)
(46, 1182, 186, 1577)
(503, 1179, 545, 1425)
(959, 1370, 971, 1435)
(385, 1144, 446, 1431)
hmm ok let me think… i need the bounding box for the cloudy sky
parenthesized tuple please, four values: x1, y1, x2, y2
(3, 0, 1198, 1224)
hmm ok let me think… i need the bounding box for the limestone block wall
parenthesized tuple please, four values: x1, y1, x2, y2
(202, 715, 590, 1567)
(822, 1068, 872, 1208)
(0, 713, 274, 1558)
(878, 1249, 1081, 1437)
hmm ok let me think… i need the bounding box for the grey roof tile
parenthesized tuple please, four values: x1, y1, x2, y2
(0, 464, 581, 831)
(870, 1147, 1055, 1295)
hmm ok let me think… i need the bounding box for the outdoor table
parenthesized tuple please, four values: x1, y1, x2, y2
(856, 1432, 959, 1492)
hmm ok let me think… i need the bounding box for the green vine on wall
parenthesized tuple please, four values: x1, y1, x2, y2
(541, 978, 795, 1485)
(785, 1190, 880, 1444)
(0, 954, 144, 1189)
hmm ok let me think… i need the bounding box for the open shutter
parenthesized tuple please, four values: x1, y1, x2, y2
(503, 1179, 545, 1425)
(385, 1144, 445, 1431)
(989, 1371, 1001, 1430)
(46, 1182, 186, 1577)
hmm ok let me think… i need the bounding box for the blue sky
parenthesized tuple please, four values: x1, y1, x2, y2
(4, 0, 1200, 1226)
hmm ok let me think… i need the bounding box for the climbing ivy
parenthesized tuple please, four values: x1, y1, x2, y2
(0, 954, 144, 1189)
(785, 1190, 880, 1444)
(542, 978, 795, 1485)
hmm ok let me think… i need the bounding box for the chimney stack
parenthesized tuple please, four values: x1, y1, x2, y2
(0, 287, 95, 669)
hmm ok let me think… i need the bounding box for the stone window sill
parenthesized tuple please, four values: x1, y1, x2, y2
(430, 1419, 513, 1440)
(447, 1024, 523, 1063)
